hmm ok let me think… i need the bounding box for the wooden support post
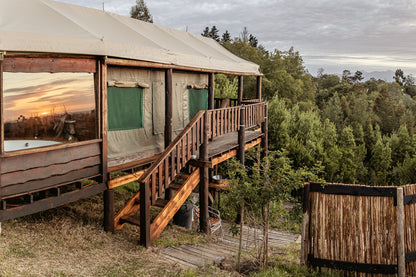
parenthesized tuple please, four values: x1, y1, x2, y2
(165, 68, 173, 148)
(256, 76, 262, 101)
(261, 102, 268, 157)
(208, 73, 214, 110)
(0, 53, 3, 203)
(238, 106, 246, 165)
(199, 112, 209, 234)
(100, 58, 108, 185)
(301, 183, 310, 266)
(238, 76, 243, 105)
(140, 180, 151, 247)
(397, 187, 405, 277)
(103, 189, 114, 232)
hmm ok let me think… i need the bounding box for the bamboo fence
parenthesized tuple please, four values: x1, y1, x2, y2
(302, 182, 416, 276)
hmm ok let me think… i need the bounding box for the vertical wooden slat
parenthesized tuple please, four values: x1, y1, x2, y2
(0, 55, 3, 200)
(165, 68, 173, 148)
(176, 144, 180, 173)
(151, 172, 156, 204)
(140, 180, 150, 247)
(158, 165, 163, 197)
(94, 59, 101, 139)
(101, 58, 108, 185)
(165, 157, 169, 188)
(261, 103, 268, 157)
(398, 187, 405, 277)
(301, 183, 310, 265)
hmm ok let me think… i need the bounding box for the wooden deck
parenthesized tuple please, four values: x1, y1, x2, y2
(208, 131, 263, 158)
(159, 223, 300, 268)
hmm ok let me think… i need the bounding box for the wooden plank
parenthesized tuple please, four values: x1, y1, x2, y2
(257, 76, 262, 101)
(208, 73, 214, 110)
(4, 57, 96, 73)
(2, 155, 101, 186)
(0, 182, 106, 221)
(0, 57, 3, 198)
(106, 57, 262, 77)
(2, 141, 101, 173)
(150, 168, 200, 243)
(108, 170, 145, 189)
(2, 165, 100, 197)
(165, 68, 173, 148)
(108, 154, 159, 173)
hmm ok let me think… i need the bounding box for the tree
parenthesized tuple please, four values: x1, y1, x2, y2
(342, 70, 352, 84)
(201, 26, 220, 42)
(130, 0, 153, 23)
(352, 70, 364, 83)
(221, 30, 231, 42)
(249, 34, 258, 48)
(394, 69, 406, 87)
(201, 26, 210, 37)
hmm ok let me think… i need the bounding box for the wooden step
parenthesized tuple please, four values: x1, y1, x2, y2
(154, 198, 169, 208)
(120, 215, 140, 226)
(169, 183, 182, 190)
(176, 173, 190, 180)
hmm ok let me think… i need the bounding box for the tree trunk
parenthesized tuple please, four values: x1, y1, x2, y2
(264, 202, 270, 268)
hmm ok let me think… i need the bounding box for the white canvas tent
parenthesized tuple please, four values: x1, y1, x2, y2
(0, 0, 260, 75)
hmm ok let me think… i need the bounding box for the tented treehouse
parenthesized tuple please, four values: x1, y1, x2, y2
(0, 0, 267, 246)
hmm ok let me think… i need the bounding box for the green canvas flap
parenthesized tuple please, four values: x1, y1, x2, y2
(188, 88, 208, 120)
(108, 87, 143, 131)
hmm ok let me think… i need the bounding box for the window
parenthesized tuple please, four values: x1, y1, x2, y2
(107, 87, 143, 131)
(188, 88, 208, 119)
(3, 72, 96, 152)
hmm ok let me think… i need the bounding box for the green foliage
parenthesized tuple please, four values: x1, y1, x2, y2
(130, 0, 153, 23)
(214, 74, 238, 98)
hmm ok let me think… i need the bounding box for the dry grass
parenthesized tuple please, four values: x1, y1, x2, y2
(0, 192, 220, 277)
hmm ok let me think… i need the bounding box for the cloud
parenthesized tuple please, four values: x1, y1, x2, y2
(56, 0, 416, 74)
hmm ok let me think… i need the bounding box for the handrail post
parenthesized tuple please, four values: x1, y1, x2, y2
(256, 76, 262, 101)
(140, 180, 150, 247)
(199, 111, 209, 234)
(261, 102, 268, 157)
(165, 68, 173, 148)
(238, 106, 246, 165)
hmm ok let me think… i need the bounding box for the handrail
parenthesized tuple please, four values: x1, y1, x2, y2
(138, 102, 266, 205)
(138, 110, 205, 184)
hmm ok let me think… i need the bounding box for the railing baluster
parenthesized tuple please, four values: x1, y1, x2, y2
(164, 158, 169, 189)
(158, 164, 163, 197)
(151, 171, 156, 204)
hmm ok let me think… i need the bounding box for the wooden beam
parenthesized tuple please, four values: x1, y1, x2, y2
(208, 73, 215, 110)
(237, 106, 246, 164)
(106, 57, 263, 76)
(140, 180, 151, 247)
(3, 57, 96, 73)
(108, 170, 145, 189)
(238, 76, 243, 105)
(261, 102, 268, 157)
(108, 154, 159, 173)
(165, 68, 173, 148)
(103, 189, 115, 232)
(256, 76, 262, 101)
(101, 57, 108, 186)
(210, 138, 261, 167)
(199, 112, 209, 234)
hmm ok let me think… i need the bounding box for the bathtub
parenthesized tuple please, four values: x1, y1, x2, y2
(4, 140, 62, 152)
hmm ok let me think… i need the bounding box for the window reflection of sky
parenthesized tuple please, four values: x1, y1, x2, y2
(3, 72, 95, 122)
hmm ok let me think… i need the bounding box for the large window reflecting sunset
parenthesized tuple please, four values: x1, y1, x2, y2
(3, 72, 96, 151)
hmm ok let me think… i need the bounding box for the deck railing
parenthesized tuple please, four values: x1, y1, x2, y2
(138, 102, 267, 205)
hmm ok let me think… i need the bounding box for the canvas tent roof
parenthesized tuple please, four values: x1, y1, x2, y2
(0, 0, 260, 75)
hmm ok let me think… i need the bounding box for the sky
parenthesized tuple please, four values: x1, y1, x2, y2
(57, 0, 416, 77)
(3, 73, 95, 122)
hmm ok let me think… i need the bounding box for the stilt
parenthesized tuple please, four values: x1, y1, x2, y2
(199, 112, 209, 234)
(103, 189, 114, 232)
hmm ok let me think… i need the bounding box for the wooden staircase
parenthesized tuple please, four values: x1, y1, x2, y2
(114, 111, 206, 246)
(113, 102, 267, 247)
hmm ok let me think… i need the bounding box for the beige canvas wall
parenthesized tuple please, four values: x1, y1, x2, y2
(107, 66, 207, 167)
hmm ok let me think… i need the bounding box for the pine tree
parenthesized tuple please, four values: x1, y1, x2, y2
(221, 30, 231, 42)
(130, 0, 153, 23)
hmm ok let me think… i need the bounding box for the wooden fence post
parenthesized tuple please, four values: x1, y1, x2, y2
(397, 187, 405, 277)
(301, 183, 310, 265)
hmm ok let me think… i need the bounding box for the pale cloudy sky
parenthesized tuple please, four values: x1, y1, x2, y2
(57, 0, 416, 76)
